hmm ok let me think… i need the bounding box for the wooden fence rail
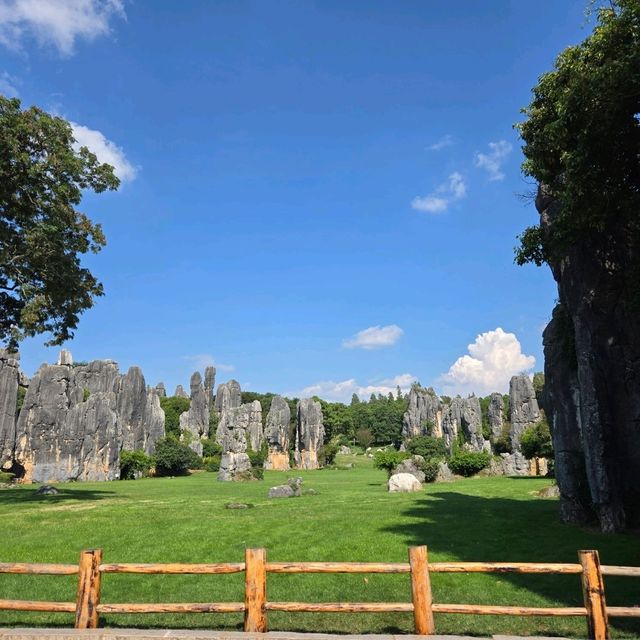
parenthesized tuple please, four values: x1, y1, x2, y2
(0, 547, 638, 640)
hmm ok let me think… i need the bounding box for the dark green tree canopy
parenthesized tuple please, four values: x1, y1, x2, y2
(516, 0, 640, 266)
(0, 97, 119, 348)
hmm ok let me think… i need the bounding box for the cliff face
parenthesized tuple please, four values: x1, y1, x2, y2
(537, 187, 640, 532)
(12, 354, 164, 483)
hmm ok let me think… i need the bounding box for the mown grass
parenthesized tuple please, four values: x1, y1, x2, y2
(1, 455, 639, 637)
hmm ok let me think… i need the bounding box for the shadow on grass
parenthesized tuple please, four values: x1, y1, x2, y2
(0, 486, 116, 504)
(380, 486, 640, 636)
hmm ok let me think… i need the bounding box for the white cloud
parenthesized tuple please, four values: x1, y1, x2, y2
(0, 70, 18, 96)
(183, 354, 235, 373)
(343, 324, 404, 350)
(474, 140, 513, 181)
(428, 134, 454, 151)
(438, 327, 535, 396)
(294, 373, 416, 403)
(411, 171, 466, 214)
(0, 0, 125, 56)
(71, 121, 137, 183)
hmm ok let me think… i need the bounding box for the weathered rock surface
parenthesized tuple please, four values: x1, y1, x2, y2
(543, 304, 593, 525)
(214, 380, 242, 413)
(264, 395, 290, 470)
(393, 455, 426, 483)
(155, 383, 166, 398)
(295, 398, 324, 469)
(441, 396, 488, 452)
(402, 385, 443, 439)
(488, 392, 504, 439)
(509, 375, 541, 452)
(498, 452, 531, 477)
(268, 478, 302, 498)
(204, 367, 216, 404)
(179, 371, 211, 455)
(174, 385, 188, 398)
(435, 461, 454, 483)
(0, 351, 20, 469)
(57, 350, 73, 366)
(338, 445, 351, 455)
(216, 399, 262, 481)
(11, 352, 165, 483)
(388, 472, 422, 493)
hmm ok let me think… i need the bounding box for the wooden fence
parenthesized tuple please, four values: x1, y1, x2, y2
(0, 547, 638, 640)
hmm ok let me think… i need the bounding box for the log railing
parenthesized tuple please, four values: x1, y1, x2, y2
(0, 547, 638, 640)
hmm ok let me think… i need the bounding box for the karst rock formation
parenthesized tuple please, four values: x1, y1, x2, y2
(2, 351, 164, 483)
(264, 395, 291, 470)
(294, 398, 324, 469)
(537, 187, 640, 532)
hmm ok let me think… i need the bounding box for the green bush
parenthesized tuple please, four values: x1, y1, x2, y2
(119, 450, 153, 480)
(0, 471, 14, 484)
(153, 438, 201, 476)
(406, 435, 447, 460)
(420, 459, 439, 483)
(373, 450, 409, 477)
(493, 435, 512, 454)
(201, 438, 222, 457)
(203, 455, 221, 472)
(318, 442, 339, 467)
(520, 419, 554, 459)
(159, 396, 190, 439)
(448, 451, 491, 477)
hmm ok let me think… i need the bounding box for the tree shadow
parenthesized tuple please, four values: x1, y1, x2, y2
(380, 485, 640, 636)
(0, 486, 116, 505)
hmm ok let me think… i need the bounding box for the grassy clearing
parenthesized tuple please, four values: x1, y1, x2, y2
(1, 455, 639, 637)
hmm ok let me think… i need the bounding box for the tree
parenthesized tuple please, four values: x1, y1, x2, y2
(0, 97, 119, 348)
(520, 419, 554, 460)
(516, 1, 640, 270)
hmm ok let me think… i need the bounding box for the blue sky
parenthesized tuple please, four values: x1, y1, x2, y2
(1, 0, 592, 401)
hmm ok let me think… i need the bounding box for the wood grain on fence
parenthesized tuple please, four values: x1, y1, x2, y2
(0, 546, 637, 640)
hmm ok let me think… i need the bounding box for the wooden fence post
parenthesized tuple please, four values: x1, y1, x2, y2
(579, 550, 609, 640)
(75, 549, 103, 629)
(409, 546, 435, 635)
(244, 548, 267, 632)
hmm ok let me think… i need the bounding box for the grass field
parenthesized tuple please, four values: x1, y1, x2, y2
(1, 454, 639, 637)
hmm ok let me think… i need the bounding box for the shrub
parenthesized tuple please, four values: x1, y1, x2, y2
(202, 438, 222, 457)
(448, 451, 491, 477)
(520, 419, 554, 459)
(318, 442, 339, 467)
(406, 435, 447, 460)
(154, 438, 201, 476)
(493, 435, 512, 454)
(373, 450, 409, 477)
(203, 455, 221, 472)
(420, 459, 439, 483)
(119, 450, 153, 480)
(0, 471, 13, 484)
(159, 396, 190, 439)
(82, 388, 90, 402)
(356, 428, 373, 448)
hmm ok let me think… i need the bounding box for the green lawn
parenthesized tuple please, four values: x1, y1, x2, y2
(1, 455, 639, 637)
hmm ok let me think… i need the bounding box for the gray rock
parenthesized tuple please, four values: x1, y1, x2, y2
(155, 382, 167, 398)
(35, 484, 58, 495)
(543, 304, 593, 525)
(179, 371, 211, 455)
(388, 472, 422, 493)
(338, 445, 351, 455)
(0, 350, 20, 469)
(435, 461, 454, 482)
(216, 399, 261, 481)
(56, 349, 73, 366)
(402, 384, 443, 439)
(268, 485, 296, 498)
(488, 392, 504, 439)
(460, 395, 488, 452)
(499, 452, 531, 476)
(204, 366, 216, 403)
(264, 395, 291, 470)
(12, 358, 165, 483)
(393, 455, 426, 483)
(226, 502, 251, 509)
(537, 484, 561, 499)
(294, 398, 324, 469)
(174, 384, 188, 398)
(214, 379, 242, 413)
(509, 374, 541, 452)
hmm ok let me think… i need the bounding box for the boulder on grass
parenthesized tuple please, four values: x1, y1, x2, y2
(388, 473, 422, 493)
(393, 455, 426, 483)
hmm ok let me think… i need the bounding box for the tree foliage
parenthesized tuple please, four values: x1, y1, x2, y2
(516, 1, 640, 267)
(159, 396, 190, 438)
(520, 419, 554, 460)
(0, 97, 119, 348)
